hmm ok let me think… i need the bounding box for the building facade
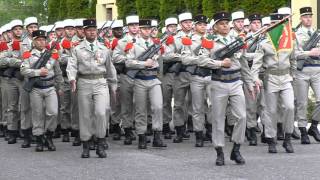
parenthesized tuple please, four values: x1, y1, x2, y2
(96, 0, 118, 23)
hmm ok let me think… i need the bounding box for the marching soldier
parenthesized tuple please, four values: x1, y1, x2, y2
(251, 13, 296, 153)
(112, 15, 140, 145)
(172, 12, 193, 143)
(5, 19, 25, 144)
(73, 18, 85, 43)
(294, 6, 320, 144)
(180, 15, 212, 147)
(229, 10, 245, 38)
(125, 19, 167, 149)
(109, 19, 124, 141)
(19, 16, 39, 148)
(201, 12, 254, 165)
(67, 19, 117, 158)
(0, 24, 11, 139)
(59, 19, 81, 146)
(20, 29, 63, 152)
(161, 17, 178, 139)
(243, 13, 263, 146)
(225, 10, 246, 135)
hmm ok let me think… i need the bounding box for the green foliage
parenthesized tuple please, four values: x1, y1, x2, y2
(135, 0, 160, 19)
(47, 0, 96, 23)
(0, 0, 48, 25)
(159, 0, 186, 21)
(116, 0, 136, 19)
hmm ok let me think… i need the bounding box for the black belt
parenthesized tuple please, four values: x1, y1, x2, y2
(34, 84, 54, 89)
(135, 75, 156, 80)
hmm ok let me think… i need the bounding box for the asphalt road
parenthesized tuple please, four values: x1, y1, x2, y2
(0, 134, 319, 180)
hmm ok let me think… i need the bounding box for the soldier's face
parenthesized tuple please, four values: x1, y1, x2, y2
(300, 15, 312, 27)
(128, 24, 139, 35)
(34, 37, 46, 50)
(166, 24, 177, 34)
(84, 27, 97, 41)
(76, 27, 85, 38)
(151, 28, 158, 38)
(214, 20, 230, 36)
(139, 27, 152, 38)
(112, 27, 123, 38)
(48, 32, 56, 41)
(233, 19, 244, 31)
(195, 22, 207, 34)
(27, 24, 38, 35)
(250, 20, 261, 32)
(12, 26, 23, 38)
(64, 27, 75, 38)
(180, 20, 193, 31)
(55, 28, 64, 38)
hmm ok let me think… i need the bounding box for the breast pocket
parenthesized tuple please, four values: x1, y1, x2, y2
(95, 51, 106, 65)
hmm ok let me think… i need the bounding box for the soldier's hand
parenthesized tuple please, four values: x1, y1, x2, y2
(221, 58, 231, 68)
(58, 90, 64, 96)
(70, 80, 77, 92)
(254, 80, 262, 94)
(144, 59, 154, 68)
(249, 89, 256, 100)
(309, 48, 320, 57)
(40, 67, 48, 76)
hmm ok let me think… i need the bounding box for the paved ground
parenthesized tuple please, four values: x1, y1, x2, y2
(0, 134, 320, 180)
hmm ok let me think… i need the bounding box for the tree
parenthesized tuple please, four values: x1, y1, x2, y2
(184, 0, 202, 15)
(48, 0, 61, 23)
(116, 0, 136, 19)
(159, 0, 186, 21)
(67, 0, 96, 19)
(0, 0, 48, 25)
(136, 0, 159, 19)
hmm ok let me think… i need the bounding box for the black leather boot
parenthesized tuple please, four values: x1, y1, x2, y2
(124, 128, 133, 145)
(112, 123, 122, 141)
(0, 125, 5, 137)
(146, 124, 153, 136)
(291, 127, 300, 139)
(72, 130, 81, 146)
(96, 138, 107, 158)
(261, 125, 267, 143)
(173, 125, 184, 143)
(129, 127, 136, 141)
(7, 130, 17, 144)
(299, 127, 310, 144)
(277, 123, 284, 140)
(187, 115, 193, 133)
(162, 123, 172, 139)
(230, 143, 245, 165)
(21, 128, 32, 148)
(152, 131, 167, 147)
(282, 133, 294, 153)
(138, 134, 147, 149)
(308, 120, 320, 142)
(81, 141, 90, 158)
(267, 138, 277, 153)
(215, 147, 224, 166)
(249, 127, 257, 146)
(53, 125, 61, 138)
(61, 129, 70, 142)
(35, 135, 44, 152)
(203, 123, 212, 142)
(195, 131, 204, 147)
(45, 131, 56, 151)
(182, 124, 190, 139)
